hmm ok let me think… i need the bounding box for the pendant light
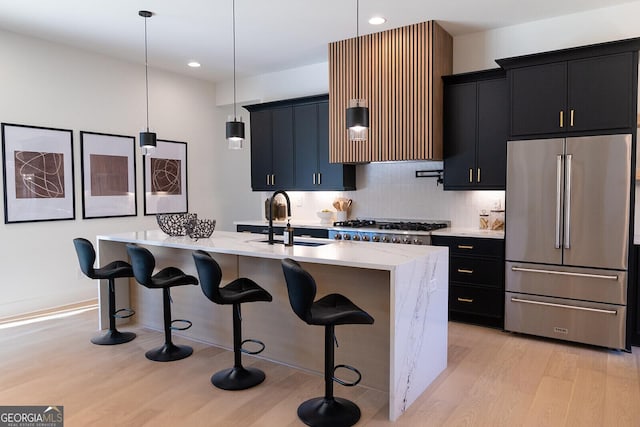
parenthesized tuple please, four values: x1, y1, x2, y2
(139, 10, 156, 156)
(346, 0, 369, 141)
(225, 0, 244, 150)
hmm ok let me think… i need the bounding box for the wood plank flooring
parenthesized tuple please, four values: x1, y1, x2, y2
(1, 309, 639, 426)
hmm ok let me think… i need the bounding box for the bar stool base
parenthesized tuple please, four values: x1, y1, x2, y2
(145, 343, 193, 362)
(297, 396, 361, 427)
(212, 366, 266, 390)
(90, 330, 136, 346)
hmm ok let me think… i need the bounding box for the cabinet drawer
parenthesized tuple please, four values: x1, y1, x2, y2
(450, 285, 503, 317)
(432, 235, 504, 257)
(450, 256, 503, 288)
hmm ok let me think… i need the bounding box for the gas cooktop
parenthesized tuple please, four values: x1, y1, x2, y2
(329, 219, 450, 245)
(333, 219, 448, 232)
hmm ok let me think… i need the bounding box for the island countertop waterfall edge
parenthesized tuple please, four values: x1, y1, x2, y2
(96, 230, 449, 421)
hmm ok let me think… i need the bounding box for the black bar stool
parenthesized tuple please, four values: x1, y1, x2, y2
(192, 250, 273, 390)
(126, 243, 198, 362)
(73, 238, 136, 345)
(281, 258, 374, 427)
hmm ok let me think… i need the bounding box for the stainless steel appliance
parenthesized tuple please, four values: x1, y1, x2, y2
(505, 134, 631, 349)
(328, 220, 448, 245)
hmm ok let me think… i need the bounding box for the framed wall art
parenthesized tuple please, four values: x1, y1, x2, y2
(1, 123, 75, 223)
(80, 131, 136, 219)
(143, 139, 188, 215)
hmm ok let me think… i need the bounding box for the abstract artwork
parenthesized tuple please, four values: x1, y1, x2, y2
(1, 123, 75, 223)
(143, 139, 187, 215)
(80, 132, 136, 218)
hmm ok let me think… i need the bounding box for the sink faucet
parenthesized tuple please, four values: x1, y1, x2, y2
(268, 190, 292, 244)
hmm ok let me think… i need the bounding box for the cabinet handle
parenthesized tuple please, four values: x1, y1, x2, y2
(559, 110, 564, 128)
(570, 109, 574, 127)
(457, 245, 474, 250)
(313, 173, 316, 185)
(271, 174, 275, 186)
(457, 297, 474, 303)
(457, 268, 474, 274)
(266, 174, 270, 186)
(469, 168, 473, 183)
(477, 168, 481, 183)
(317, 172, 321, 185)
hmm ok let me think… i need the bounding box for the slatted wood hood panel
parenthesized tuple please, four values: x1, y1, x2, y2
(329, 21, 452, 163)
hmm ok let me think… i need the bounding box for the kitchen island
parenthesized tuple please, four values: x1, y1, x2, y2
(96, 230, 448, 421)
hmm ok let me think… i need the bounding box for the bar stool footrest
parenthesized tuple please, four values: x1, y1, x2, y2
(114, 308, 135, 319)
(332, 364, 362, 387)
(240, 338, 265, 355)
(170, 319, 192, 331)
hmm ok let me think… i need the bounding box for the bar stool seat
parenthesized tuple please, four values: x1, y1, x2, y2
(126, 243, 198, 362)
(192, 250, 272, 390)
(281, 258, 374, 427)
(73, 238, 136, 345)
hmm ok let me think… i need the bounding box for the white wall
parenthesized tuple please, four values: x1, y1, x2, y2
(453, 1, 640, 73)
(0, 28, 230, 319)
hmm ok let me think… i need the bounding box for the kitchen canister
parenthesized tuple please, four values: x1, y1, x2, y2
(489, 209, 505, 230)
(479, 210, 489, 230)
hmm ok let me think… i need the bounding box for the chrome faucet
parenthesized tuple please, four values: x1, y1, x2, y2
(268, 190, 292, 244)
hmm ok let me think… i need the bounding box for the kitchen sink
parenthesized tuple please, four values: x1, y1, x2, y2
(257, 239, 328, 247)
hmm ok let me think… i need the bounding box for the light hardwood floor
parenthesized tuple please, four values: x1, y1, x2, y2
(1, 309, 639, 426)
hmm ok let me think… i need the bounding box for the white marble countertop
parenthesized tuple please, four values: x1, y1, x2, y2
(432, 227, 505, 239)
(98, 229, 447, 271)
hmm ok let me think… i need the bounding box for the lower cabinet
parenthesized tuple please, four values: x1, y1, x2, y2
(431, 235, 505, 328)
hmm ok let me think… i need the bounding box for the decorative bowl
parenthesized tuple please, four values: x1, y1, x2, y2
(317, 210, 334, 225)
(185, 218, 216, 240)
(156, 213, 197, 236)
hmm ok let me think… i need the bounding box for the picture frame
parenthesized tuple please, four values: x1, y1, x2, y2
(80, 131, 137, 219)
(143, 139, 188, 215)
(1, 123, 75, 223)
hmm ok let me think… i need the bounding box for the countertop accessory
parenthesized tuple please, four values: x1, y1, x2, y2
(346, 0, 369, 141)
(138, 10, 156, 156)
(317, 210, 334, 224)
(225, 0, 245, 149)
(185, 218, 216, 240)
(156, 213, 197, 236)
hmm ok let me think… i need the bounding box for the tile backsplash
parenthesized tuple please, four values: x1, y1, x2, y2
(262, 161, 505, 228)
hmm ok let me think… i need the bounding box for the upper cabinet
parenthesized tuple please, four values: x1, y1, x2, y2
(497, 38, 640, 138)
(443, 69, 508, 190)
(328, 21, 452, 163)
(245, 95, 356, 192)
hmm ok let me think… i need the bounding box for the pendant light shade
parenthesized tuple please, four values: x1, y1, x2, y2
(225, 0, 244, 150)
(346, 0, 369, 141)
(139, 10, 156, 156)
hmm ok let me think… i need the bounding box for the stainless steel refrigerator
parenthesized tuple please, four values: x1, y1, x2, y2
(505, 134, 631, 349)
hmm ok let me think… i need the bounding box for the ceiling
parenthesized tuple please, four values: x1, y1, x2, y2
(0, 0, 633, 82)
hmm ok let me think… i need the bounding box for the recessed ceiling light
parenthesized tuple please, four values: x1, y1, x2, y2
(368, 16, 386, 25)
(188, 61, 201, 68)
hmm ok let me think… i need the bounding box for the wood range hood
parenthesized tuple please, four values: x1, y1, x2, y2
(329, 21, 452, 163)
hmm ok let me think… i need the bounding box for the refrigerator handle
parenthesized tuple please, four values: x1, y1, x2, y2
(555, 155, 562, 249)
(564, 154, 572, 249)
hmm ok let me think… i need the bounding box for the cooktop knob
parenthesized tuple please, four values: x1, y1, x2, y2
(372, 235, 380, 242)
(381, 236, 389, 243)
(403, 237, 411, 244)
(362, 235, 370, 241)
(343, 234, 351, 240)
(352, 235, 360, 241)
(413, 238, 422, 245)
(391, 236, 399, 243)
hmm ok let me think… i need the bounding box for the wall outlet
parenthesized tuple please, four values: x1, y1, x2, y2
(294, 195, 303, 207)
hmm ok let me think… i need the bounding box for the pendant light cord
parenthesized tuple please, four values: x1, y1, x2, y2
(232, 0, 238, 120)
(356, 0, 360, 100)
(144, 15, 150, 132)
